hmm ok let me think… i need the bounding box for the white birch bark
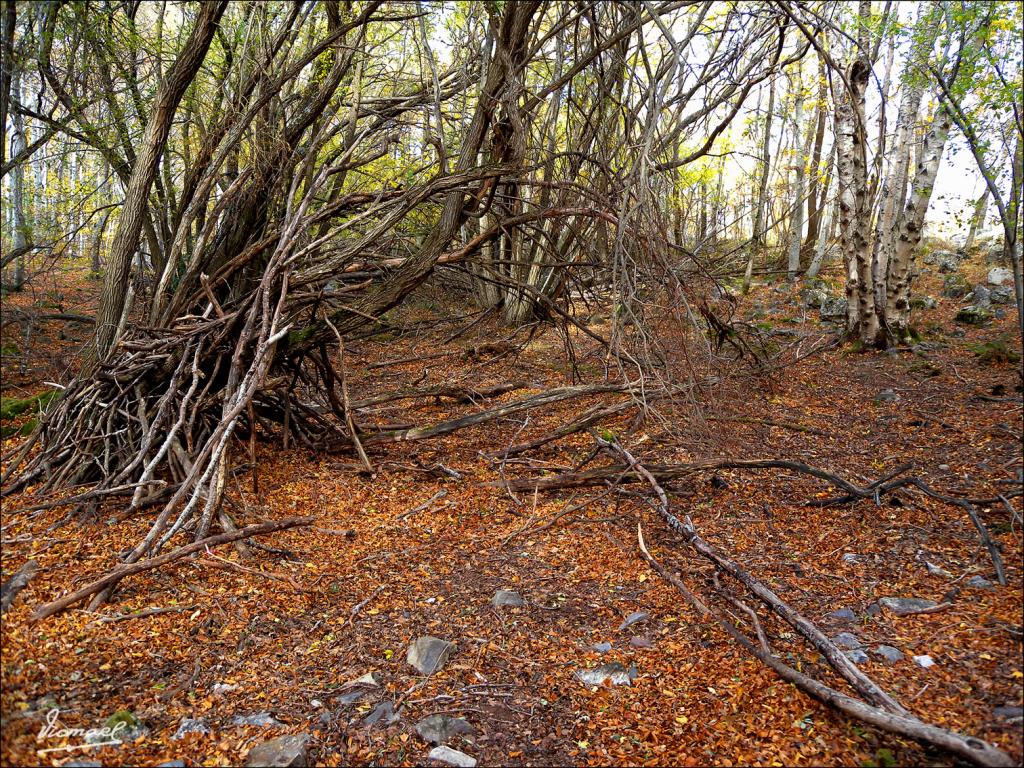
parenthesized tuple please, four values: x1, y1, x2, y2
(833, 55, 873, 338)
(8, 69, 29, 289)
(787, 70, 806, 282)
(885, 105, 952, 342)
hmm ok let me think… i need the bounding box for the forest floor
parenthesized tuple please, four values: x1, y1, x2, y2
(1, 253, 1022, 767)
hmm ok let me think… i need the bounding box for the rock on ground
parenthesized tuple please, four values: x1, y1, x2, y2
(428, 745, 478, 767)
(415, 714, 474, 745)
(575, 662, 638, 687)
(407, 636, 457, 675)
(173, 718, 210, 739)
(245, 733, 309, 767)
(873, 645, 905, 664)
(988, 267, 1013, 286)
(617, 611, 650, 631)
(879, 597, 939, 615)
(491, 589, 525, 607)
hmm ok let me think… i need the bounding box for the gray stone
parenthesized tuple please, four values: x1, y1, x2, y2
(910, 295, 937, 310)
(407, 636, 456, 676)
(363, 700, 400, 728)
(990, 285, 1013, 304)
(841, 553, 861, 564)
(629, 636, 654, 649)
(173, 718, 210, 739)
(879, 597, 939, 615)
(211, 682, 238, 695)
(428, 745, 478, 768)
(827, 608, 857, 623)
(845, 649, 869, 664)
(865, 602, 882, 616)
(874, 389, 899, 404)
(955, 305, 992, 325)
(158, 762, 187, 768)
(344, 671, 381, 688)
(231, 712, 283, 728)
(245, 733, 309, 767)
(874, 645, 905, 664)
(575, 662, 638, 687)
(993, 706, 1023, 722)
(819, 295, 847, 321)
(913, 654, 935, 668)
(967, 284, 992, 307)
(617, 611, 650, 631)
(942, 274, 971, 298)
(591, 641, 612, 654)
(988, 267, 1013, 286)
(802, 288, 828, 309)
(338, 688, 373, 706)
(415, 714, 474, 745)
(491, 589, 524, 608)
(936, 253, 960, 273)
(831, 632, 862, 650)
(966, 575, 993, 590)
(89, 710, 147, 744)
(925, 561, 953, 578)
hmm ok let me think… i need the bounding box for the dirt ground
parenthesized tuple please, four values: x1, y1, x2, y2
(1, 255, 1021, 767)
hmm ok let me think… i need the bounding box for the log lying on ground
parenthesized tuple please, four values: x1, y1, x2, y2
(32, 516, 314, 620)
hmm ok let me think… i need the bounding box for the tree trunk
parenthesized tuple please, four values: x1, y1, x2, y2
(833, 4, 876, 343)
(787, 70, 807, 281)
(803, 50, 828, 252)
(90, 1, 228, 364)
(7, 69, 29, 290)
(743, 79, 775, 294)
(964, 188, 989, 252)
(885, 106, 951, 343)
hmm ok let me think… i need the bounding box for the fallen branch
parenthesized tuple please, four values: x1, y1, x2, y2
(593, 437, 905, 715)
(397, 488, 448, 521)
(364, 383, 631, 445)
(352, 381, 527, 410)
(486, 400, 635, 459)
(637, 525, 1014, 768)
(90, 604, 195, 625)
(1, 560, 39, 612)
(32, 516, 314, 620)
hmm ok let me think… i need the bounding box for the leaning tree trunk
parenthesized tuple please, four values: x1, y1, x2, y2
(90, 1, 227, 364)
(885, 105, 951, 343)
(964, 188, 990, 252)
